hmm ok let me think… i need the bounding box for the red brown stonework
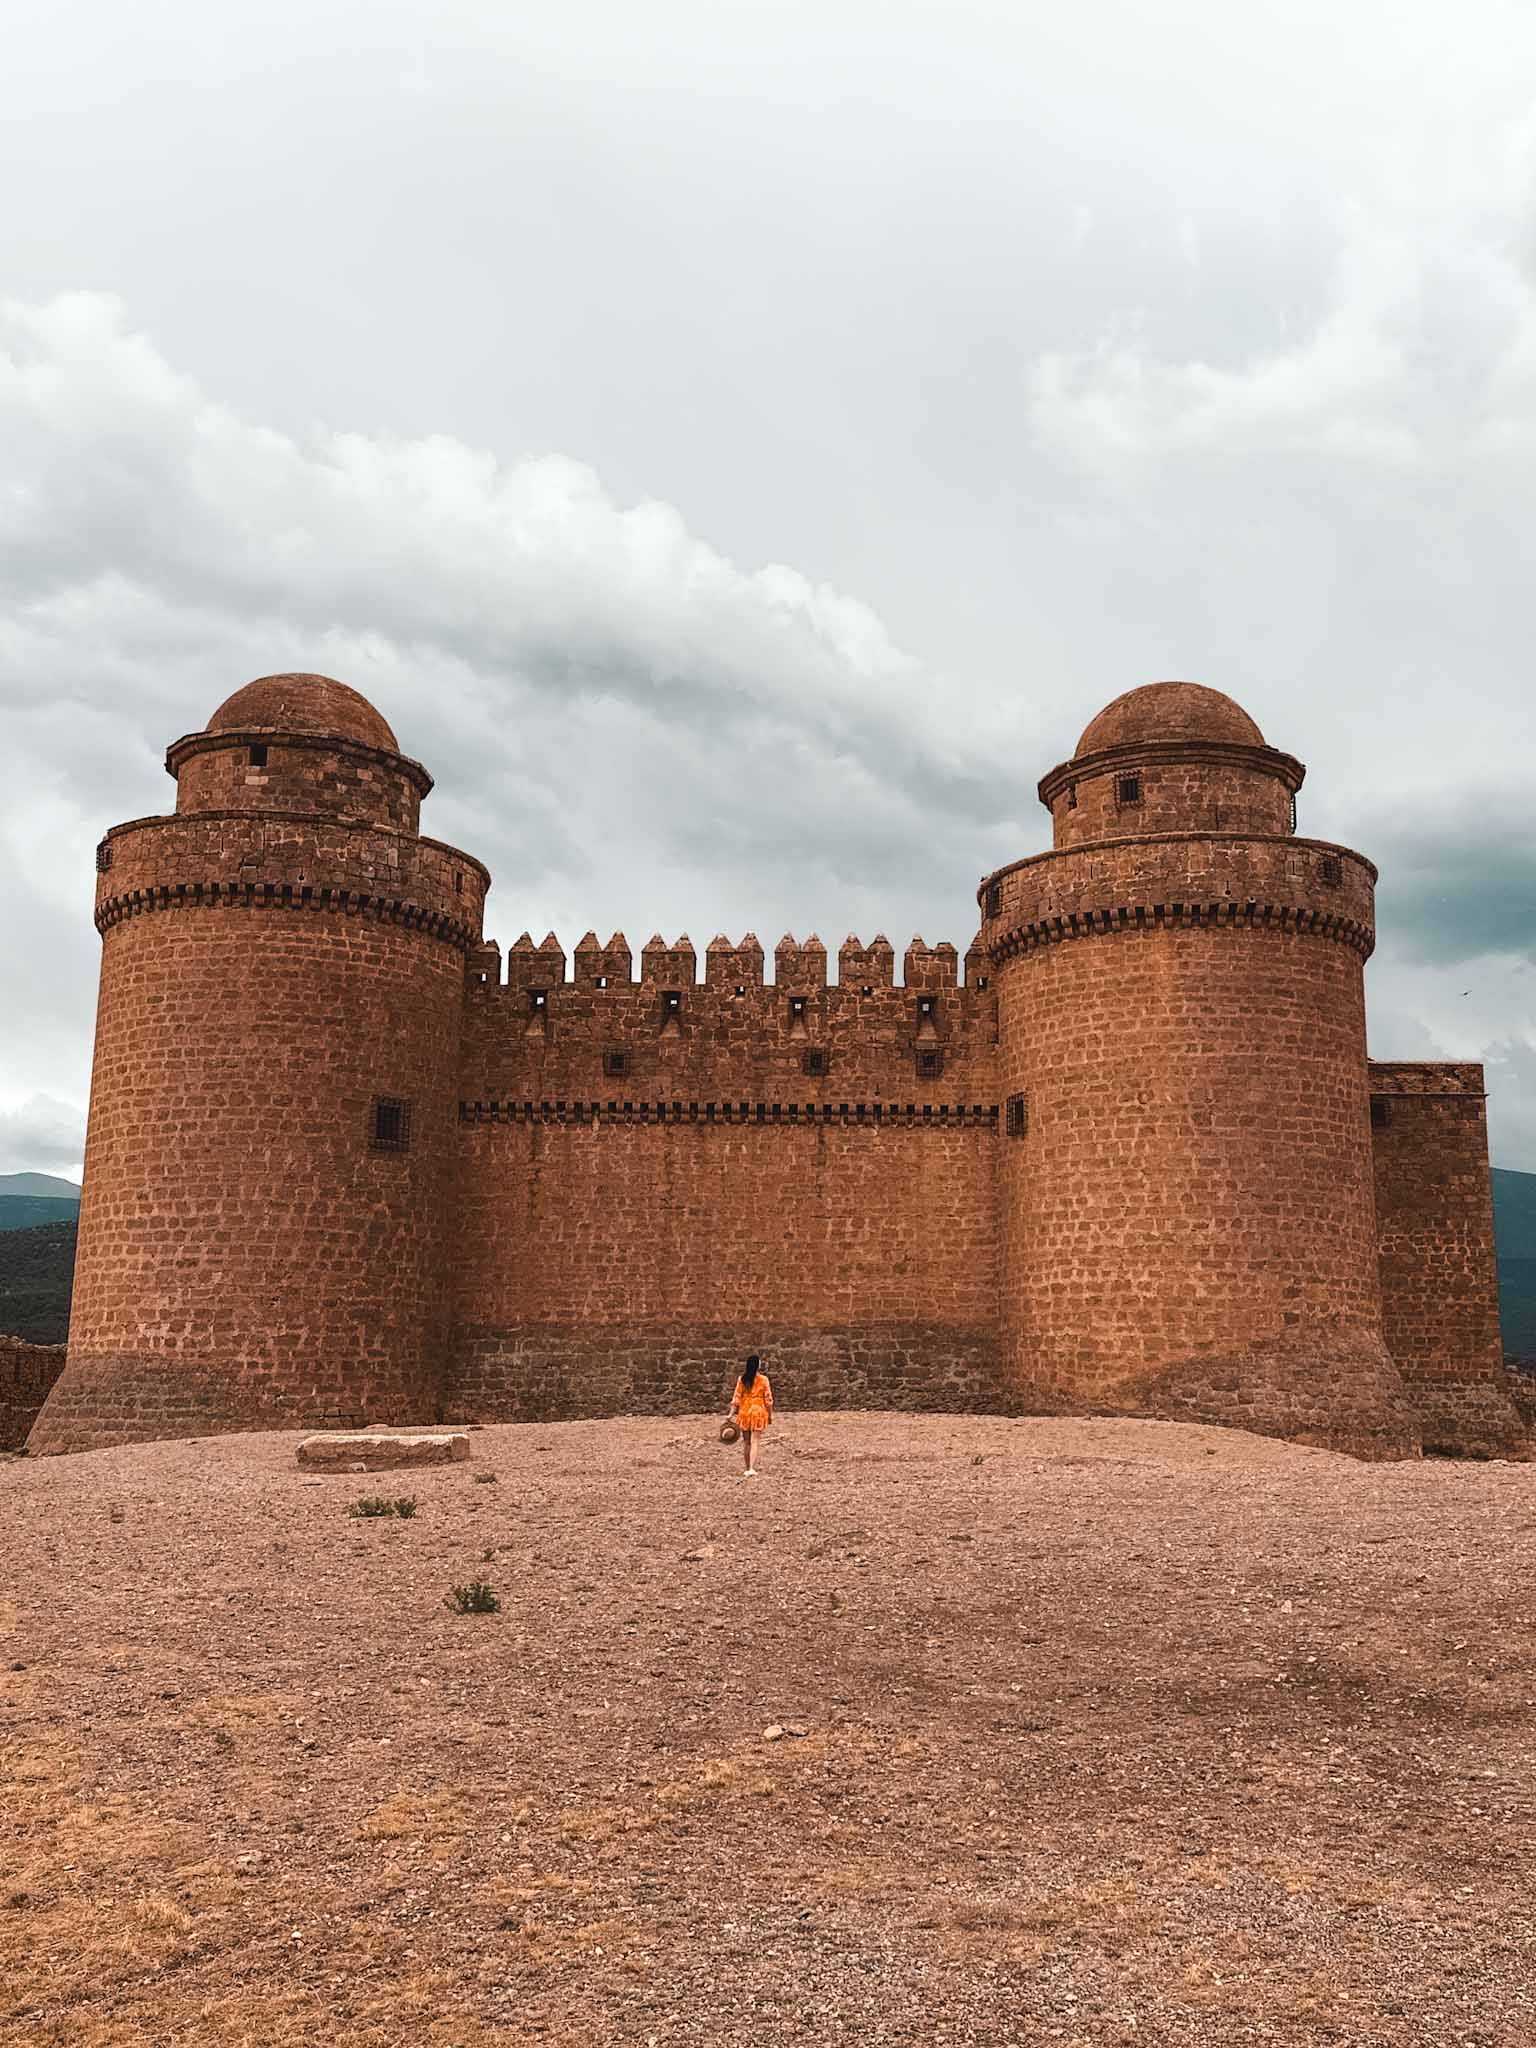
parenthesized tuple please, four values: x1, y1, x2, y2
(1, 1338, 65, 1451)
(1369, 1062, 1515, 1456)
(27, 673, 1524, 1461)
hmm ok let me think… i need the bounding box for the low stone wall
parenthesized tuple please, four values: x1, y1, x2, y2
(1504, 1362, 1536, 1435)
(0, 1338, 66, 1451)
(446, 1320, 1017, 1425)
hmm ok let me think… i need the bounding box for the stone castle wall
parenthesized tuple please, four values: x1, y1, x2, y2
(1370, 1062, 1518, 1456)
(447, 931, 1005, 1419)
(1, 1338, 65, 1451)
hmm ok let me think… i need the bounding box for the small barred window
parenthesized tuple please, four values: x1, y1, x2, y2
(1066, 782, 1078, 810)
(603, 1049, 629, 1079)
(95, 839, 113, 873)
(917, 1049, 943, 1080)
(1320, 855, 1342, 885)
(1116, 773, 1142, 807)
(1005, 1093, 1028, 1138)
(803, 1048, 828, 1077)
(371, 1097, 412, 1153)
(985, 882, 1002, 917)
(1370, 1096, 1391, 1129)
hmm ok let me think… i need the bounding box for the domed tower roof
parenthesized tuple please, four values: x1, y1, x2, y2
(207, 673, 400, 753)
(169, 671, 430, 828)
(1075, 681, 1264, 758)
(1036, 679, 1301, 851)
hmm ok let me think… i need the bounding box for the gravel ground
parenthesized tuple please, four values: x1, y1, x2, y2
(3, 1411, 1535, 2046)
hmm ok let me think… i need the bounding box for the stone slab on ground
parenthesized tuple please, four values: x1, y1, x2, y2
(295, 1429, 470, 1471)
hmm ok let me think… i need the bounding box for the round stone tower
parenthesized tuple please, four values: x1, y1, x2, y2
(28, 673, 489, 1453)
(981, 681, 1417, 1458)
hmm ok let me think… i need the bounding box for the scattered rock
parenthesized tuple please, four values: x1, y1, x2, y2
(296, 1431, 470, 1472)
(762, 1724, 786, 1741)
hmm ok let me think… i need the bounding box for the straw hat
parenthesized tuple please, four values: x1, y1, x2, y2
(719, 1420, 741, 1444)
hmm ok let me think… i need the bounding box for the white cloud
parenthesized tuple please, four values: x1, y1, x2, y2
(0, 292, 1038, 1169)
(0, 1095, 85, 1177)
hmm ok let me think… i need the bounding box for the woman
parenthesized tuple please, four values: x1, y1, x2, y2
(729, 1354, 773, 1477)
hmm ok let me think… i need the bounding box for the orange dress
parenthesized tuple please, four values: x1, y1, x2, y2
(733, 1373, 773, 1433)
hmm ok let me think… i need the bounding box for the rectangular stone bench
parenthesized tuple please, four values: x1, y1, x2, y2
(296, 1430, 470, 1472)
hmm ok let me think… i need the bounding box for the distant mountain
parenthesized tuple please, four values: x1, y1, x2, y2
(0, 1219, 76, 1345)
(0, 1173, 82, 1199)
(1492, 1168, 1536, 1362)
(0, 1173, 83, 1235)
(0, 1198, 82, 1233)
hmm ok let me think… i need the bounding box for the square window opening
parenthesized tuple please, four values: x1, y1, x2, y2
(1116, 773, 1142, 806)
(371, 1096, 412, 1153)
(917, 1050, 943, 1080)
(662, 990, 682, 1014)
(248, 743, 268, 769)
(803, 1048, 828, 1077)
(529, 988, 548, 1012)
(1005, 1092, 1028, 1138)
(603, 1049, 628, 1080)
(1320, 856, 1342, 885)
(1370, 1096, 1391, 1129)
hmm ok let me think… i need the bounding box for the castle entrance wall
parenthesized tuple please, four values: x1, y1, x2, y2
(445, 1110, 1007, 1420)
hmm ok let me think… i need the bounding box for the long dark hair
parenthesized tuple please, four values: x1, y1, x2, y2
(741, 1354, 760, 1388)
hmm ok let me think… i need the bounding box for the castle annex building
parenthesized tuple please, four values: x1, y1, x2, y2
(29, 673, 1520, 1461)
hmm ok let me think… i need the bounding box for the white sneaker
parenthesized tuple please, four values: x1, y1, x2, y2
(746, 1469, 759, 1479)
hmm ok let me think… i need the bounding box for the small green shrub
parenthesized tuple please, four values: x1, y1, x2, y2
(446, 1580, 501, 1615)
(349, 1496, 418, 1519)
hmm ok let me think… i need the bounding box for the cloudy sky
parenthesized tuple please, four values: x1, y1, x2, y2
(2, 0, 1535, 1177)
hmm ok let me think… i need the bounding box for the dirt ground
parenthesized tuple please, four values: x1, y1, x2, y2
(3, 1411, 1535, 2047)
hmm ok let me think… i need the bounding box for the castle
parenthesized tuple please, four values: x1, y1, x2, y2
(28, 672, 1522, 1461)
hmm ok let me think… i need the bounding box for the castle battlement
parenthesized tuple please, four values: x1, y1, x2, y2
(469, 930, 980, 990)
(28, 670, 1523, 1465)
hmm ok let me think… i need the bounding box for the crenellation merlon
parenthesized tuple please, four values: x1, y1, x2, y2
(463, 929, 979, 992)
